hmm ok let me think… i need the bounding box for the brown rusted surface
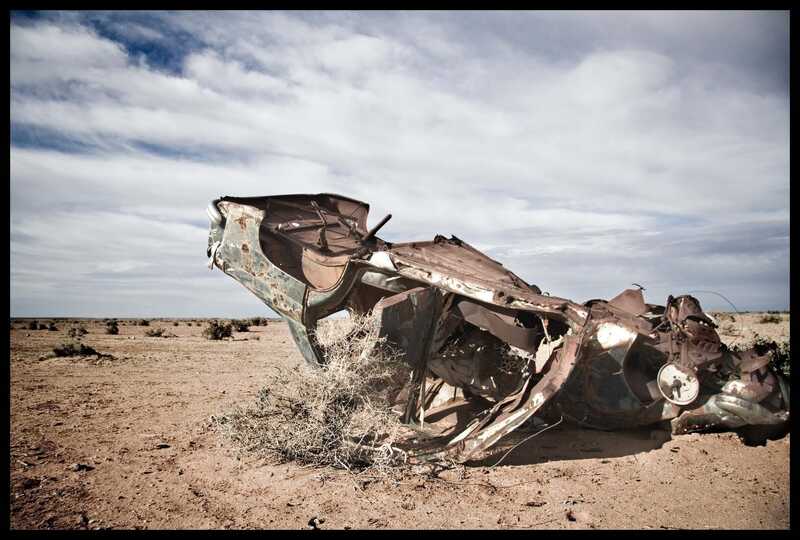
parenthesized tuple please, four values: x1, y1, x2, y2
(207, 193, 790, 460)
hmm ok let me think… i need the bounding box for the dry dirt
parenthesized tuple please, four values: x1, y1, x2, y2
(9, 314, 790, 530)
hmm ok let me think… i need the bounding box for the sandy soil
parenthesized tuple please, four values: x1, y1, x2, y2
(9, 315, 790, 530)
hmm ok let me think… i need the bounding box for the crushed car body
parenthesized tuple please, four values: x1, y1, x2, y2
(206, 193, 790, 462)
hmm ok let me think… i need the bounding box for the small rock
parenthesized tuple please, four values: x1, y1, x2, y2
(565, 509, 577, 522)
(77, 513, 89, 526)
(69, 463, 94, 472)
(155, 443, 171, 449)
(21, 478, 40, 490)
(307, 516, 325, 529)
(525, 500, 546, 507)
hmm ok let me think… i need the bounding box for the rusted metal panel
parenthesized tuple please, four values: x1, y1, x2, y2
(207, 193, 790, 459)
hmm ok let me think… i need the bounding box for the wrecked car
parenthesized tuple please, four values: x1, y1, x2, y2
(206, 193, 790, 462)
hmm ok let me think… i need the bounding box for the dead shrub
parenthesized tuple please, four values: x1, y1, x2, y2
(203, 320, 233, 340)
(759, 314, 782, 324)
(249, 317, 268, 327)
(145, 327, 176, 338)
(139, 319, 150, 326)
(231, 319, 251, 332)
(105, 320, 119, 335)
(53, 341, 99, 357)
(28, 320, 39, 330)
(216, 312, 410, 471)
(68, 325, 88, 339)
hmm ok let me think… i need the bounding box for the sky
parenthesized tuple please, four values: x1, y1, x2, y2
(9, 10, 790, 317)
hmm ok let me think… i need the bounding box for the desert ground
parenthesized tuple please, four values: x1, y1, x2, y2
(9, 313, 790, 530)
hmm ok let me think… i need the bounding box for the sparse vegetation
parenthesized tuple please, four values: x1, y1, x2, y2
(173, 321, 179, 326)
(47, 322, 58, 331)
(249, 317, 268, 327)
(215, 312, 408, 470)
(203, 320, 233, 340)
(68, 325, 88, 339)
(145, 327, 176, 338)
(139, 319, 151, 326)
(105, 320, 120, 335)
(759, 314, 783, 324)
(52, 341, 99, 357)
(232, 319, 251, 332)
(28, 320, 39, 330)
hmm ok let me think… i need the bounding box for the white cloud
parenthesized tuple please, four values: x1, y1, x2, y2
(9, 11, 789, 315)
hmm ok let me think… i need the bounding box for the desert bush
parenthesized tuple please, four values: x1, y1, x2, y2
(139, 319, 150, 326)
(145, 327, 176, 338)
(28, 320, 39, 330)
(215, 312, 409, 470)
(203, 320, 233, 340)
(187, 322, 193, 327)
(105, 320, 119, 335)
(53, 341, 99, 357)
(232, 319, 251, 332)
(173, 321, 179, 326)
(248, 317, 268, 327)
(68, 325, 88, 339)
(37, 322, 48, 330)
(759, 314, 783, 324)
(47, 322, 58, 331)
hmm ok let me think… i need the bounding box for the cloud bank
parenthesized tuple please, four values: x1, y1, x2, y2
(10, 11, 789, 316)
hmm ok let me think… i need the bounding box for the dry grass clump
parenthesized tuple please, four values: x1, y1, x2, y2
(759, 314, 783, 324)
(145, 327, 177, 338)
(216, 312, 410, 471)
